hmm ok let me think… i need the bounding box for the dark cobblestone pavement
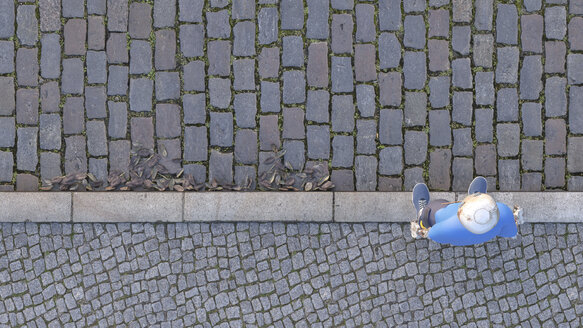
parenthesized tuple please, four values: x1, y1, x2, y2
(1, 0, 583, 191)
(0, 222, 582, 327)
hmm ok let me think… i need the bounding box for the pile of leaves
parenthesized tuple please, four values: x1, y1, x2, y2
(41, 145, 334, 192)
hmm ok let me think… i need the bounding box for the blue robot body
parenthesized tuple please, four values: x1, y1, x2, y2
(427, 202, 517, 246)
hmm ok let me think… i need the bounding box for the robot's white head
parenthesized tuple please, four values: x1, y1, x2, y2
(457, 193, 499, 234)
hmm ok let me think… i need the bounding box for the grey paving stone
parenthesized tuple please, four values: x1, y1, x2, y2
(17, 127, 38, 172)
(522, 172, 542, 191)
(17, 5, 37, 46)
(378, 177, 403, 191)
(88, 158, 108, 184)
(259, 115, 280, 151)
(404, 131, 427, 165)
(545, 77, 567, 117)
(65, 135, 87, 174)
(430, 41, 451, 74)
(282, 140, 305, 170)
(155, 72, 180, 101)
(62, 58, 84, 94)
(178, 0, 203, 22)
(233, 21, 255, 57)
(568, 87, 583, 136)
(183, 93, 207, 125)
(520, 56, 542, 100)
(306, 0, 329, 39)
(452, 58, 472, 89)
(475, 144, 497, 176)
(568, 54, 583, 85)
(332, 136, 354, 168)
(283, 108, 305, 139)
(379, 109, 403, 145)
(206, 10, 230, 38)
(452, 26, 470, 55)
(39, 0, 59, 32)
(16, 88, 38, 125)
(107, 0, 128, 31)
(452, 0, 471, 22)
(130, 117, 154, 150)
(498, 159, 520, 191)
(0, 151, 13, 182)
(475, 0, 493, 30)
(522, 103, 543, 137)
(154, 0, 176, 28)
(39, 35, 59, 79)
(156, 104, 181, 139)
(180, 24, 204, 58)
(379, 33, 401, 69)
(210, 112, 234, 147)
(0, 77, 14, 115)
(496, 88, 518, 122)
(572, 0, 583, 13)
(545, 157, 565, 188)
(428, 149, 451, 190)
(281, 0, 304, 30)
(379, 147, 403, 175)
(452, 91, 473, 126)
(15, 173, 38, 191)
(39, 114, 61, 151)
(496, 123, 520, 157)
(379, 72, 402, 107)
(331, 169, 354, 191)
(545, 119, 566, 155)
(496, 4, 518, 44)
(379, 0, 401, 31)
(355, 85, 374, 118)
(307, 125, 330, 159)
(475, 108, 494, 142)
(63, 97, 84, 134)
(404, 15, 425, 50)
(429, 110, 451, 146)
(108, 102, 127, 139)
(355, 156, 377, 191)
(234, 165, 256, 189)
(331, 56, 354, 92)
(209, 151, 233, 185)
(87, 0, 106, 14)
(129, 3, 152, 39)
(16, 48, 38, 87)
(0, 117, 15, 148)
(109, 140, 130, 174)
(355, 4, 375, 42)
(258, 47, 279, 79)
(64, 19, 86, 55)
(233, 59, 256, 91)
(403, 52, 426, 90)
(569, 18, 583, 51)
(86, 51, 107, 84)
(428, 9, 449, 37)
(473, 34, 494, 68)
(544, 41, 566, 74)
(40, 152, 61, 180)
(307, 42, 328, 88)
(524, 0, 541, 11)
(209, 78, 231, 109)
(40, 81, 59, 113)
(183, 164, 206, 184)
(184, 126, 208, 161)
(522, 140, 543, 171)
(545, 7, 566, 40)
(475, 72, 494, 106)
(85, 87, 107, 126)
(282, 70, 307, 104)
(331, 14, 353, 54)
(260, 81, 280, 113)
(233, 93, 256, 128)
(107, 66, 128, 96)
(155, 30, 176, 70)
(331, 95, 355, 133)
(129, 78, 153, 112)
(567, 137, 583, 173)
(522, 15, 543, 53)
(332, 0, 353, 9)
(452, 128, 472, 156)
(183, 61, 205, 92)
(429, 76, 450, 108)
(452, 157, 473, 191)
(129, 41, 152, 75)
(258, 8, 278, 44)
(404, 92, 427, 127)
(87, 121, 108, 157)
(208, 40, 231, 76)
(0, 41, 13, 74)
(282, 36, 303, 68)
(306, 90, 329, 123)
(356, 120, 376, 155)
(235, 130, 257, 165)
(107, 33, 128, 64)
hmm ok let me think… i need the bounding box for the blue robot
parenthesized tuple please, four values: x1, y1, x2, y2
(410, 177, 523, 246)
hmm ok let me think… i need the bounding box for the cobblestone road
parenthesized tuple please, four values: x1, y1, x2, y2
(1, 0, 583, 191)
(0, 222, 582, 327)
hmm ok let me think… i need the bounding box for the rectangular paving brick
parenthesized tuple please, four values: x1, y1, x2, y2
(17, 127, 38, 172)
(129, 3, 152, 39)
(16, 88, 38, 125)
(63, 97, 85, 135)
(307, 42, 328, 88)
(184, 126, 208, 161)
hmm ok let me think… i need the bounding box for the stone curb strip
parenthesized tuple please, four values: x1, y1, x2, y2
(0, 192, 581, 223)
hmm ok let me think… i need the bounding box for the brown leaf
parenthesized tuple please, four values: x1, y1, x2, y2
(305, 182, 313, 191)
(320, 181, 334, 190)
(173, 185, 184, 191)
(40, 185, 53, 191)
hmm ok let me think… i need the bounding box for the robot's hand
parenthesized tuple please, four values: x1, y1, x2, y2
(513, 205, 524, 225)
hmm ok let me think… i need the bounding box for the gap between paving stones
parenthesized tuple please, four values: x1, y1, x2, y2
(1, 192, 582, 223)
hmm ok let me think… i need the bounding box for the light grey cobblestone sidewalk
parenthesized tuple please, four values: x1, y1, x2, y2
(1, 222, 582, 327)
